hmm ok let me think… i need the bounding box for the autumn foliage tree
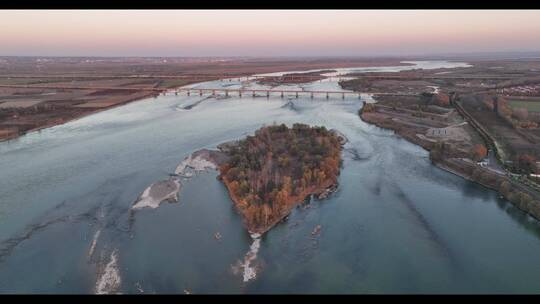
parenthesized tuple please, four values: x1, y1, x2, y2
(431, 93, 450, 107)
(470, 144, 488, 162)
(495, 96, 514, 124)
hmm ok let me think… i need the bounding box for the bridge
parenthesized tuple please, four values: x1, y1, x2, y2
(173, 88, 415, 99)
(0, 84, 414, 99)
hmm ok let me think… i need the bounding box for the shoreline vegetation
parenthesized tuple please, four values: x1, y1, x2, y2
(217, 124, 344, 234)
(359, 93, 540, 220)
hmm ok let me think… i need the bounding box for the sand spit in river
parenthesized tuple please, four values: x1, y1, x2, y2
(174, 149, 229, 177)
(131, 149, 229, 210)
(95, 250, 122, 294)
(132, 178, 181, 210)
(232, 233, 262, 283)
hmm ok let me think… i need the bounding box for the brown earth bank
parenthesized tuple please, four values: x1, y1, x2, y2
(0, 78, 201, 142)
(359, 94, 540, 221)
(216, 123, 344, 234)
(0, 88, 163, 142)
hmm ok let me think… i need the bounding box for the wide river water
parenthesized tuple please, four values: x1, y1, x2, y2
(2, 61, 540, 293)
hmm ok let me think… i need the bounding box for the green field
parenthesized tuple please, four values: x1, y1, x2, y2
(508, 100, 540, 112)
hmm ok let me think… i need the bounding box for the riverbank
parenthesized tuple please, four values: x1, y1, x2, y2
(359, 98, 540, 220)
(0, 90, 159, 143)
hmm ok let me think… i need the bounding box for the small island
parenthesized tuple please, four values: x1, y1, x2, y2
(131, 123, 345, 235)
(218, 123, 344, 234)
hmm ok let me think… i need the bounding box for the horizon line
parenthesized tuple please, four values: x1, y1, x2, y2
(2, 50, 540, 59)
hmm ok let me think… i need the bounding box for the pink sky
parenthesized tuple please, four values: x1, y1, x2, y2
(1, 10, 540, 57)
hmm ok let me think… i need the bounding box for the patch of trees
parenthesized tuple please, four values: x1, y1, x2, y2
(470, 144, 488, 162)
(219, 123, 342, 231)
(511, 107, 539, 129)
(431, 93, 451, 107)
(493, 96, 517, 127)
(419, 92, 451, 108)
(512, 154, 539, 175)
(498, 180, 538, 217)
(464, 93, 538, 129)
(339, 78, 374, 92)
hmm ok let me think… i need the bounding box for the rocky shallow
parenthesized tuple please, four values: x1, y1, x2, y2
(131, 149, 229, 211)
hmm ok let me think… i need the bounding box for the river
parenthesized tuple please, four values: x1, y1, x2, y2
(1, 61, 540, 294)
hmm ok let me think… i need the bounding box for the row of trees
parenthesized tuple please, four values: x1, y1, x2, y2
(477, 94, 539, 129)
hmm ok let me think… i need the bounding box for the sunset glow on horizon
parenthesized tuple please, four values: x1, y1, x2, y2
(1, 10, 540, 57)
